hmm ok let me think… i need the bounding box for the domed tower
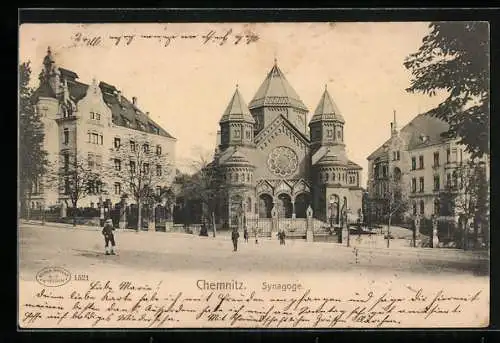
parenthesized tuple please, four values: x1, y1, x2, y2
(309, 85, 346, 157)
(221, 148, 256, 227)
(219, 85, 256, 152)
(248, 59, 309, 135)
(310, 86, 351, 223)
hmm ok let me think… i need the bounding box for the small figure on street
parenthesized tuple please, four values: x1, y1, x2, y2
(231, 228, 240, 252)
(244, 227, 249, 243)
(102, 218, 116, 255)
(254, 227, 259, 244)
(278, 228, 286, 245)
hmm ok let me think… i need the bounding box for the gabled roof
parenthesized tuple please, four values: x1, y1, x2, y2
(248, 60, 308, 111)
(100, 85, 175, 139)
(219, 86, 255, 124)
(254, 114, 310, 147)
(366, 113, 450, 161)
(310, 86, 344, 124)
(33, 59, 175, 139)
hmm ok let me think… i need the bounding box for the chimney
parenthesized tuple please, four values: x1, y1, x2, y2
(216, 130, 221, 146)
(132, 97, 137, 106)
(116, 90, 122, 103)
(145, 111, 150, 116)
(390, 122, 393, 132)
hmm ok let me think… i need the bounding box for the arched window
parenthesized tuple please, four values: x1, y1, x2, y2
(419, 200, 425, 215)
(412, 201, 417, 215)
(325, 173, 329, 181)
(246, 197, 252, 212)
(332, 173, 335, 181)
(235, 173, 239, 183)
(393, 167, 402, 181)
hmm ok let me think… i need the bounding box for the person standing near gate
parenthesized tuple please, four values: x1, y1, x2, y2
(254, 226, 259, 244)
(231, 227, 240, 252)
(102, 218, 116, 255)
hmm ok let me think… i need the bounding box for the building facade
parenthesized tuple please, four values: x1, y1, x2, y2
(208, 60, 363, 228)
(366, 111, 488, 227)
(29, 48, 176, 212)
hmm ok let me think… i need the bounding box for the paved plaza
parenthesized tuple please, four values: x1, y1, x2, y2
(19, 222, 488, 282)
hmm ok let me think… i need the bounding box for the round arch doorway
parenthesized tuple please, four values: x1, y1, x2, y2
(294, 193, 310, 218)
(276, 193, 293, 219)
(258, 194, 273, 218)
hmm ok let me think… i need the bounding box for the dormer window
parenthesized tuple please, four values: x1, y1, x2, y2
(420, 134, 428, 143)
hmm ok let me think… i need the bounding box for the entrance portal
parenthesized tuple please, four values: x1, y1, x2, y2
(259, 194, 273, 218)
(277, 193, 293, 218)
(294, 193, 310, 218)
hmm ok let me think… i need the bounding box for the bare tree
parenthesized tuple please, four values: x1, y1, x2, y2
(178, 147, 225, 236)
(106, 133, 173, 231)
(383, 171, 410, 248)
(444, 158, 489, 249)
(47, 152, 105, 227)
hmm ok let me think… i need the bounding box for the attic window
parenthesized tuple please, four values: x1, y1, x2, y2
(420, 134, 428, 143)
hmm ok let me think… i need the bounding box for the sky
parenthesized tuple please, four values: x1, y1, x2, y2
(19, 22, 446, 186)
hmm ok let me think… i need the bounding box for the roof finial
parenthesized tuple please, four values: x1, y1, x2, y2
(47, 46, 52, 55)
(236, 83, 239, 89)
(325, 83, 328, 91)
(274, 53, 277, 66)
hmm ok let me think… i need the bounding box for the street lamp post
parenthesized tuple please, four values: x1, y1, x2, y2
(329, 199, 334, 235)
(346, 208, 351, 247)
(41, 201, 46, 226)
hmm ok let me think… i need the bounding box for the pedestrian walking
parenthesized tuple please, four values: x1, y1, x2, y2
(231, 228, 240, 252)
(281, 228, 286, 246)
(102, 218, 116, 255)
(254, 227, 259, 244)
(244, 227, 249, 243)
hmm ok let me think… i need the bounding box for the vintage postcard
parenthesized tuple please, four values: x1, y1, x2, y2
(18, 21, 490, 329)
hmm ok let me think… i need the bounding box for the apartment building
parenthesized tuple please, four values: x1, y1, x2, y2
(366, 111, 484, 224)
(29, 47, 176, 211)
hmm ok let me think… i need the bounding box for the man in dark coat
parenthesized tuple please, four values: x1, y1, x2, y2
(243, 227, 249, 243)
(102, 218, 116, 255)
(231, 228, 240, 252)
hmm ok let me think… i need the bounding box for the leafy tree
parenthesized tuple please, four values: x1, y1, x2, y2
(19, 61, 49, 219)
(47, 152, 105, 227)
(106, 134, 173, 231)
(404, 22, 489, 159)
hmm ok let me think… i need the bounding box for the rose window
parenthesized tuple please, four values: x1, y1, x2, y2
(267, 146, 299, 178)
